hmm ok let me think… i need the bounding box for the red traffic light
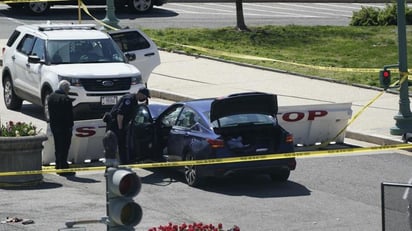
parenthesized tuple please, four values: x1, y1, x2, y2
(382, 70, 390, 78)
(379, 69, 391, 90)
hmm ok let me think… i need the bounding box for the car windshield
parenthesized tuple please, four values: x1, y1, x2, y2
(46, 39, 125, 64)
(209, 113, 275, 127)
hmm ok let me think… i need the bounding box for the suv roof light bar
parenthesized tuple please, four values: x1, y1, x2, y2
(38, 24, 98, 31)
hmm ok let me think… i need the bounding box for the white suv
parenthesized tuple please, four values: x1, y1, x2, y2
(2, 23, 159, 120)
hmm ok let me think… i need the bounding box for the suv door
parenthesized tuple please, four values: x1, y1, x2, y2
(108, 29, 160, 85)
(26, 38, 46, 99)
(14, 34, 37, 96)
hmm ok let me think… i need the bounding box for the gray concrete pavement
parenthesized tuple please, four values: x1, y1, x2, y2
(0, 39, 409, 145)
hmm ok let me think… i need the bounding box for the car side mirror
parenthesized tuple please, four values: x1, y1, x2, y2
(125, 53, 136, 61)
(28, 55, 42, 64)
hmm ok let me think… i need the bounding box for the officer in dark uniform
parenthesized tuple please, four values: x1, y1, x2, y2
(106, 87, 150, 164)
(48, 80, 75, 176)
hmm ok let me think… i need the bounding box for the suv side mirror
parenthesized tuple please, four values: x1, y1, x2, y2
(28, 55, 42, 64)
(125, 53, 136, 61)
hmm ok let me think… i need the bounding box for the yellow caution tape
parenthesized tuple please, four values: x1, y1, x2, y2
(0, 143, 411, 177)
(313, 90, 385, 149)
(77, 1, 119, 31)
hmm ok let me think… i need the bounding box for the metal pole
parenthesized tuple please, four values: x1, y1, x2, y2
(102, 0, 120, 30)
(390, 0, 412, 135)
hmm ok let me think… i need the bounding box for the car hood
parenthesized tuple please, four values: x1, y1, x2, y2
(48, 63, 141, 77)
(210, 92, 278, 122)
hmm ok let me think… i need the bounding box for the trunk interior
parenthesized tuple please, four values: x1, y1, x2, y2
(214, 124, 282, 155)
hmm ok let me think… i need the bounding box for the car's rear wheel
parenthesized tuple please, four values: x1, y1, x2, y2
(25, 2, 50, 15)
(128, 0, 153, 13)
(184, 153, 202, 187)
(42, 89, 52, 122)
(270, 168, 290, 182)
(3, 76, 23, 111)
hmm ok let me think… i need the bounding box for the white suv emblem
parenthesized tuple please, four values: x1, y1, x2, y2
(102, 80, 114, 87)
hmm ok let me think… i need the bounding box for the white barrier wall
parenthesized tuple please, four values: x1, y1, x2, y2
(278, 103, 352, 146)
(42, 120, 107, 165)
(42, 103, 352, 165)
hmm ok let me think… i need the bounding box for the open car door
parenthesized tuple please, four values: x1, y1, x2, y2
(108, 29, 161, 84)
(127, 105, 156, 161)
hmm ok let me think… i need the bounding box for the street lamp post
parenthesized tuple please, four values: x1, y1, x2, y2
(390, 0, 412, 135)
(102, 0, 121, 30)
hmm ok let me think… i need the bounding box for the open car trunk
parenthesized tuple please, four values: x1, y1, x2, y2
(214, 124, 283, 155)
(210, 92, 283, 155)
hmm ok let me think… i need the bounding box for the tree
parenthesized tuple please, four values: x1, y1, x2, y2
(235, 0, 249, 31)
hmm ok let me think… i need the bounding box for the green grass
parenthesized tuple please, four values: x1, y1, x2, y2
(141, 25, 412, 88)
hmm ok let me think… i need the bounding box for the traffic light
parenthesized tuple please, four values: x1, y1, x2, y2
(106, 167, 142, 231)
(379, 69, 391, 90)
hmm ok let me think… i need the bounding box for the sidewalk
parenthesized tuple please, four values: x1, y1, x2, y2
(0, 39, 408, 145)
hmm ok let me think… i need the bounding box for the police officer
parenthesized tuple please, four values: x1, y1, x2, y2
(107, 87, 150, 164)
(48, 80, 75, 176)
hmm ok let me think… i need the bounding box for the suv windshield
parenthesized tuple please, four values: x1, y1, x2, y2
(46, 38, 125, 64)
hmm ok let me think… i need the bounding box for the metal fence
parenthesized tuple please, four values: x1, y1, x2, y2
(382, 182, 412, 231)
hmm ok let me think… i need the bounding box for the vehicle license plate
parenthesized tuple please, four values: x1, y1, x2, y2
(101, 96, 117, 105)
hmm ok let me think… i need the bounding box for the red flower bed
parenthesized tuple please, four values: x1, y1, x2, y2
(148, 222, 240, 231)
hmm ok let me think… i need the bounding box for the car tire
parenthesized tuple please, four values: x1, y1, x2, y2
(42, 88, 52, 122)
(3, 76, 23, 111)
(184, 152, 202, 187)
(25, 2, 50, 15)
(128, 0, 153, 13)
(270, 168, 290, 182)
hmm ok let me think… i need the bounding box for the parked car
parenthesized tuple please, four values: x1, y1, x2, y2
(1, 23, 159, 120)
(6, 0, 168, 15)
(127, 92, 296, 187)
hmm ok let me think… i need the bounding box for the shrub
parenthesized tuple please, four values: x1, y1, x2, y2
(350, 3, 412, 26)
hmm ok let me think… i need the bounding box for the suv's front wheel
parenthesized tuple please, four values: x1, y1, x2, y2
(3, 76, 23, 111)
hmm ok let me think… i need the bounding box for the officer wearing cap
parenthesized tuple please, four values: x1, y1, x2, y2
(106, 87, 151, 164)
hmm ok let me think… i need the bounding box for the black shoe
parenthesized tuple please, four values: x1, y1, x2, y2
(58, 171, 76, 177)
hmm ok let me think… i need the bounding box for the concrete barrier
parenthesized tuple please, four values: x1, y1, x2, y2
(42, 102, 352, 165)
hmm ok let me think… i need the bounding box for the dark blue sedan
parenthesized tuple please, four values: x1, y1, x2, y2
(127, 92, 296, 186)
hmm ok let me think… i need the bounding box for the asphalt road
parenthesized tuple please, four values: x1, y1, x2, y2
(1, 148, 412, 230)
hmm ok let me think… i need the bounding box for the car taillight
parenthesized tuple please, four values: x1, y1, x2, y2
(285, 134, 294, 143)
(207, 139, 224, 149)
(2, 47, 5, 56)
